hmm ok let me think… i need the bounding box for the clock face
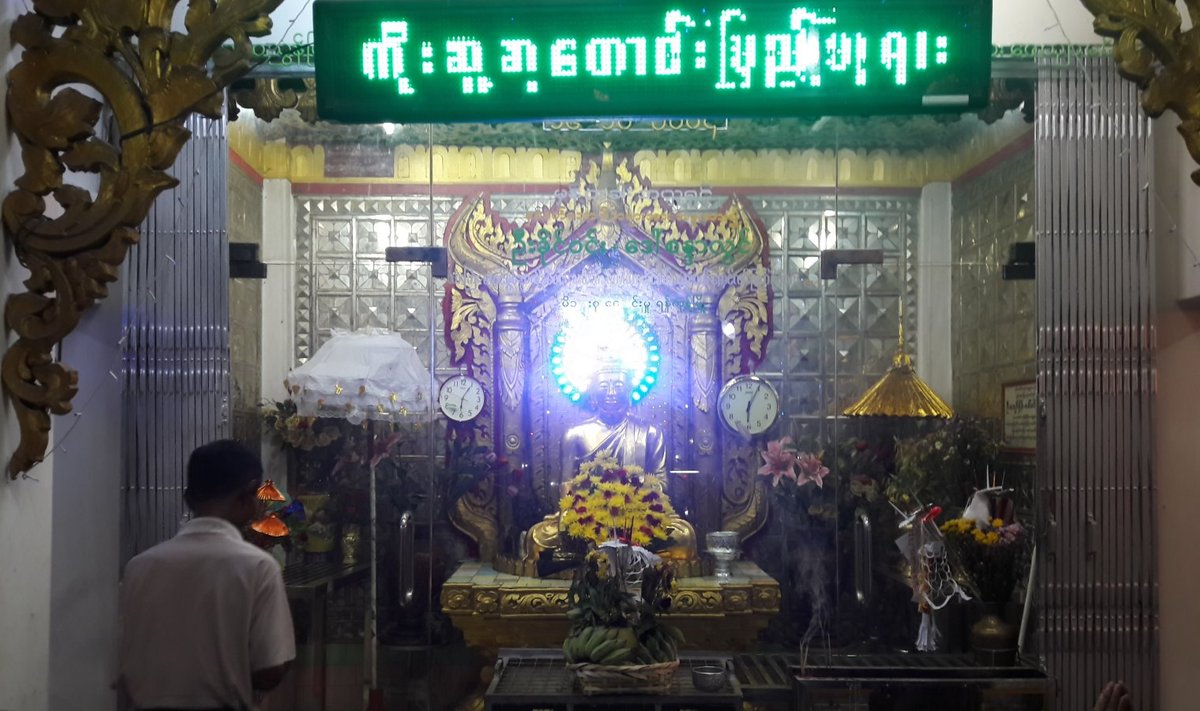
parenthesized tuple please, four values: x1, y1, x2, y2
(438, 375, 485, 422)
(718, 376, 780, 436)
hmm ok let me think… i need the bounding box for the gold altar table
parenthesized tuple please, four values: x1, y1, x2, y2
(441, 560, 780, 656)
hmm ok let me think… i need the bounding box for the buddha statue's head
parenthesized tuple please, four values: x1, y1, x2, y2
(585, 363, 633, 424)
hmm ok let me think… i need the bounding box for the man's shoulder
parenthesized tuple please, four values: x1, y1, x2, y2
(240, 541, 283, 570)
(126, 531, 277, 572)
(219, 536, 281, 572)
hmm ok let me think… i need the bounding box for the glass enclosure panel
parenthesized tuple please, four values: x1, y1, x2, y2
(231, 71, 1038, 706)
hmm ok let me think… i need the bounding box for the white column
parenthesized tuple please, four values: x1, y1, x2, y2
(1153, 112, 1200, 711)
(49, 271, 124, 711)
(917, 182, 953, 403)
(260, 179, 296, 482)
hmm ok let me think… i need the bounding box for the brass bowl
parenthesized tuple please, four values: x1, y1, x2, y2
(691, 665, 727, 692)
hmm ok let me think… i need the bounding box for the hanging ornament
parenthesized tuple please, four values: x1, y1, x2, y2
(251, 513, 290, 537)
(257, 479, 286, 502)
(844, 300, 953, 418)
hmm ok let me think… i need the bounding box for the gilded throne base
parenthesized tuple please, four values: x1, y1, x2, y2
(441, 559, 780, 660)
(511, 510, 707, 578)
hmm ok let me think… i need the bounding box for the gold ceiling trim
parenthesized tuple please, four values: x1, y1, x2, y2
(2, 0, 282, 477)
(226, 118, 1032, 189)
(1083, 0, 1200, 184)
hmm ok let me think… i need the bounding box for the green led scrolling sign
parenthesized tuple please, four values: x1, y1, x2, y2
(313, 0, 992, 123)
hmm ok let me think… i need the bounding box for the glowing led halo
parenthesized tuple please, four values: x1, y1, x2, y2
(551, 304, 660, 404)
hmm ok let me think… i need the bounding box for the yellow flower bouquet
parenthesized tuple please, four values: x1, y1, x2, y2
(940, 516, 1029, 602)
(558, 455, 677, 548)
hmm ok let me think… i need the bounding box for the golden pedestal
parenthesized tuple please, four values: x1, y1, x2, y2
(441, 559, 780, 656)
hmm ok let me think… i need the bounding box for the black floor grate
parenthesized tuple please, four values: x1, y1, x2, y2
(734, 652, 800, 691)
(492, 656, 737, 696)
(734, 652, 1051, 701)
(487, 650, 743, 709)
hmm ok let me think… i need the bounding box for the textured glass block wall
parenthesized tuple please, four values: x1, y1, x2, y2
(951, 149, 1036, 419)
(296, 196, 458, 365)
(294, 193, 918, 453)
(752, 196, 919, 446)
(295, 196, 457, 458)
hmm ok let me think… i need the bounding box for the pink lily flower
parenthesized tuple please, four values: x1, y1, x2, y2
(758, 437, 798, 487)
(795, 452, 830, 489)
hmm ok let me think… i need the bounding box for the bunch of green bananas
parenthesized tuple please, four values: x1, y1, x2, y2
(562, 623, 686, 666)
(562, 626, 636, 665)
(630, 623, 686, 665)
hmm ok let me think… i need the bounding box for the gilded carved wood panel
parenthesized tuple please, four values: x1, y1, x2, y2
(443, 151, 773, 566)
(3, 0, 282, 476)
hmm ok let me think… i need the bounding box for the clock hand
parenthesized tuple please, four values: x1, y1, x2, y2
(745, 388, 758, 425)
(458, 389, 469, 410)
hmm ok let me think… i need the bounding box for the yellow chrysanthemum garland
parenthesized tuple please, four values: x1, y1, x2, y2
(940, 517, 1008, 547)
(938, 515, 1029, 602)
(558, 455, 677, 547)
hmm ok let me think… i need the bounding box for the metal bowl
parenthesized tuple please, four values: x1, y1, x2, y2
(691, 665, 727, 692)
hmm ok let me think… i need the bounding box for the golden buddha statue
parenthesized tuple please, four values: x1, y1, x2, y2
(524, 364, 701, 575)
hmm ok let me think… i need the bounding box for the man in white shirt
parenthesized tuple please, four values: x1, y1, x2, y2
(119, 440, 296, 710)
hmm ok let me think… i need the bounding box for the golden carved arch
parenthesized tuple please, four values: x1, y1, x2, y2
(444, 149, 775, 568)
(1083, 0, 1200, 184)
(3, 0, 282, 477)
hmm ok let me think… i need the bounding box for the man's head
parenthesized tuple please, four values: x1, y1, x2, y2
(586, 365, 633, 423)
(184, 439, 264, 526)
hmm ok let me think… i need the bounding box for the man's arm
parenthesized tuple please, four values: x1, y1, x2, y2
(251, 662, 292, 692)
(249, 560, 297, 693)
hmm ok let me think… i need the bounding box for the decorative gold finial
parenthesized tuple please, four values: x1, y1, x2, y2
(843, 298, 953, 419)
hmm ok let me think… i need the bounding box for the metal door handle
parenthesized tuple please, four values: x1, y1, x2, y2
(854, 509, 873, 604)
(398, 511, 415, 607)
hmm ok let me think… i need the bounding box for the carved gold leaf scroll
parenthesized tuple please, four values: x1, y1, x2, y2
(445, 268, 495, 453)
(231, 76, 318, 123)
(450, 195, 585, 280)
(448, 199, 516, 276)
(719, 267, 772, 374)
(448, 277, 497, 377)
(720, 270, 772, 542)
(446, 272, 500, 556)
(1083, 0, 1200, 183)
(3, 0, 282, 477)
(616, 160, 764, 275)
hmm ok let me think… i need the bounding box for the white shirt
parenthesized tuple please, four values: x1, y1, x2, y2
(120, 517, 296, 710)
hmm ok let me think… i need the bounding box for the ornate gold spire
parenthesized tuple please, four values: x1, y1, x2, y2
(843, 301, 953, 418)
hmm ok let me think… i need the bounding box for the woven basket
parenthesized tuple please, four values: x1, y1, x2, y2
(568, 659, 679, 695)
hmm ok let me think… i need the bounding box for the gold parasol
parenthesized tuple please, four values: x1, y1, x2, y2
(843, 302, 953, 419)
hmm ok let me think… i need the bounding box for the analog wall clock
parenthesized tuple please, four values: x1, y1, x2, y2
(438, 375, 485, 422)
(718, 375, 780, 436)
